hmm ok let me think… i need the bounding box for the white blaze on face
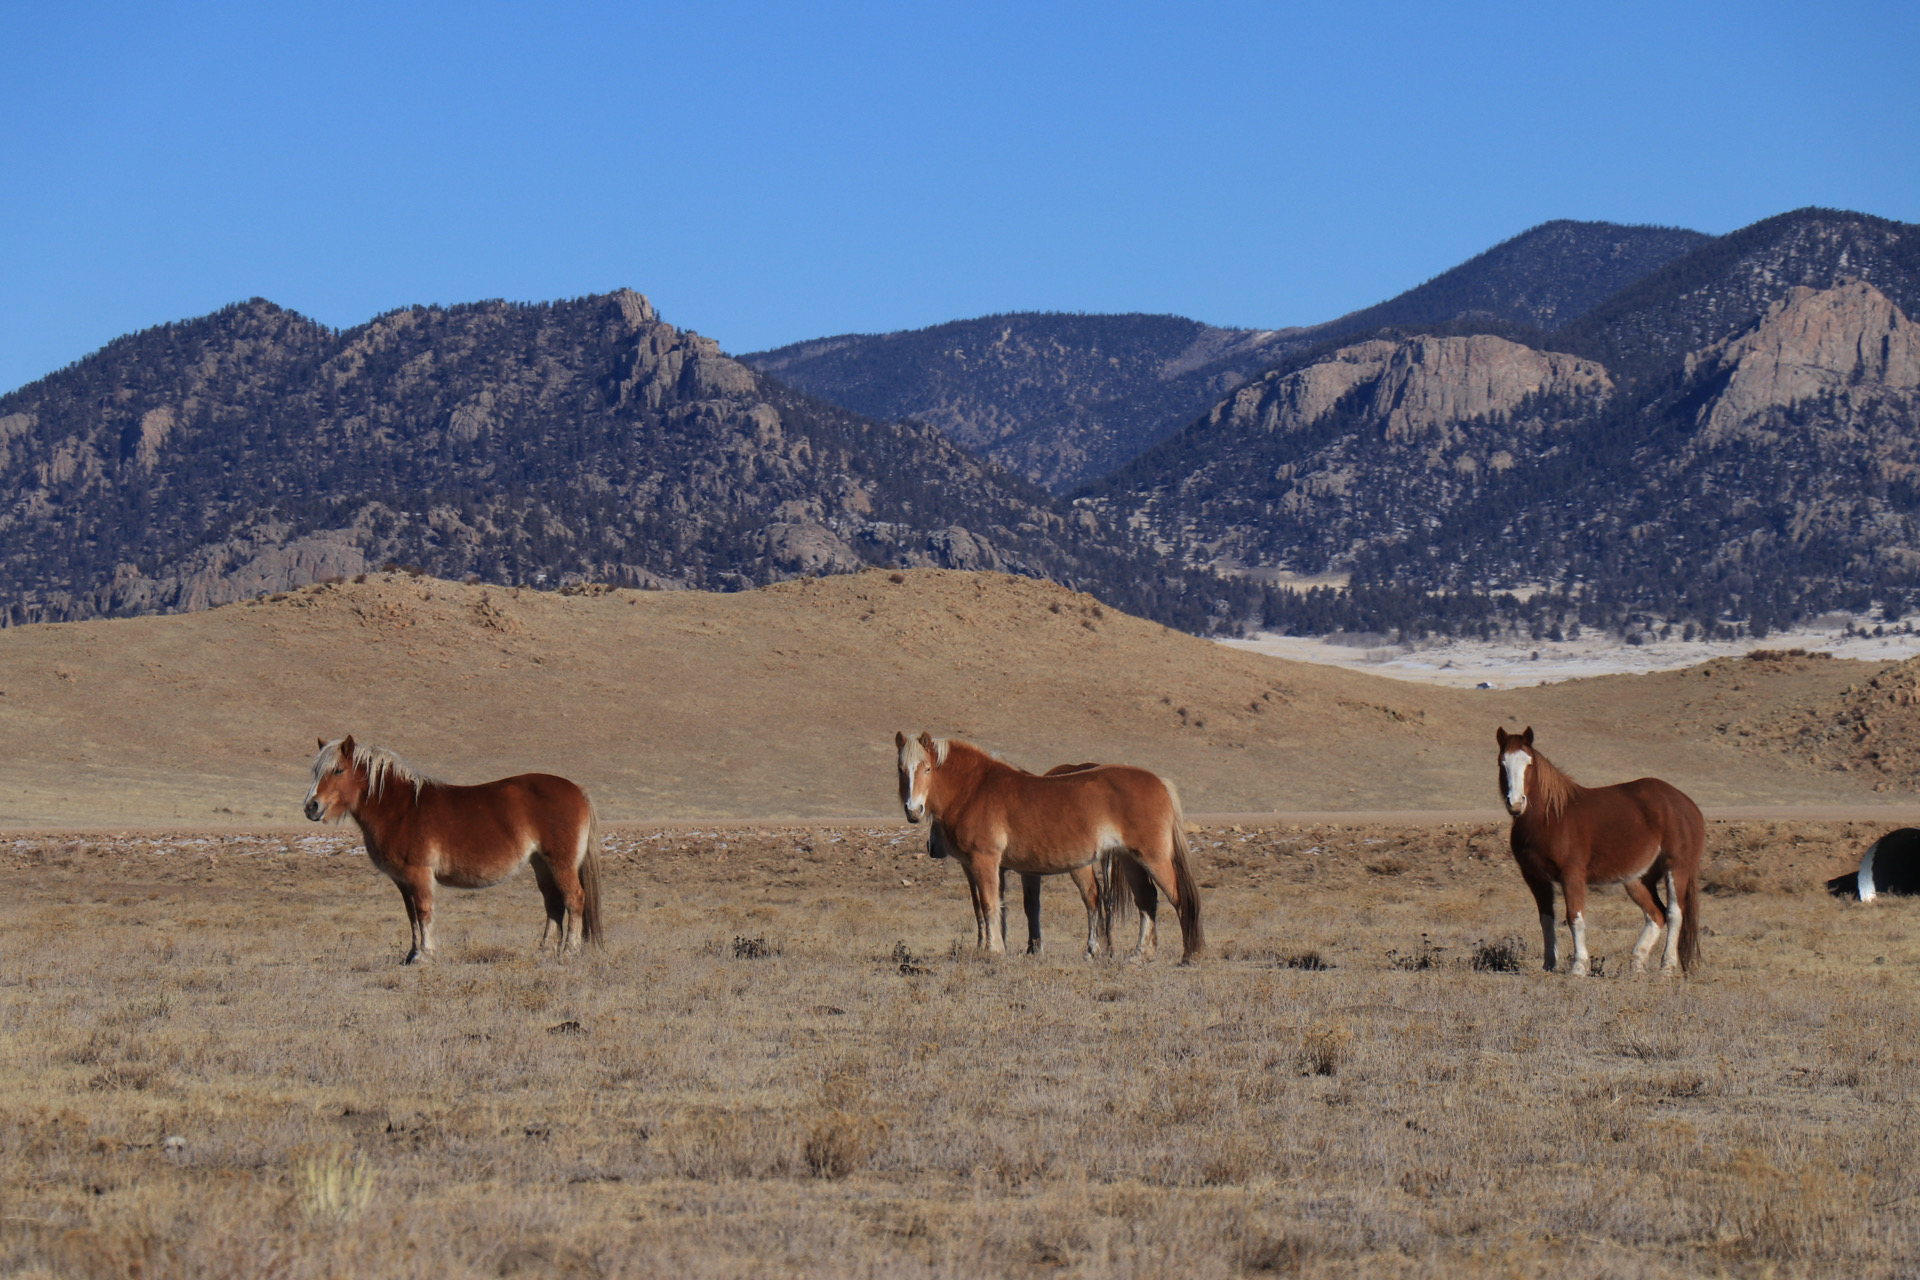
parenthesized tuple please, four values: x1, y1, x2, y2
(1502, 749, 1532, 813)
(900, 744, 929, 820)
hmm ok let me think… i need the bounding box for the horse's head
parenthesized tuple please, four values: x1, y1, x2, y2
(306, 735, 364, 822)
(1494, 726, 1536, 816)
(894, 730, 946, 824)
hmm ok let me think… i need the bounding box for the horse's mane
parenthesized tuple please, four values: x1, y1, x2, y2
(1529, 747, 1579, 820)
(318, 738, 437, 800)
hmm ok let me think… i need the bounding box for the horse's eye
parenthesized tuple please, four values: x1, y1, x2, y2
(333, 767, 344, 775)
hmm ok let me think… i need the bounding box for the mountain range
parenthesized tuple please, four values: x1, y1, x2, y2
(0, 291, 1210, 628)
(3, 207, 1917, 640)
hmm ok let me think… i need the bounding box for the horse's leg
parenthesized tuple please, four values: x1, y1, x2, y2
(397, 881, 424, 964)
(959, 862, 990, 948)
(1022, 873, 1044, 955)
(1624, 873, 1665, 975)
(530, 854, 566, 952)
(1070, 865, 1102, 959)
(978, 854, 1007, 955)
(1123, 858, 1158, 962)
(1563, 871, 1590, 977)
(1659, 868, 1685, 975)
(997, 867, 1010, 953)
(540, 845, 589, 953)
(1520, 868, 1557, 972)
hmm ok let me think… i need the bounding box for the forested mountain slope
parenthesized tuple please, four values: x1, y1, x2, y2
(1083, 209, 1920, 640)
(0, 291, 1216, 627)
(743, 220, 1703, 491)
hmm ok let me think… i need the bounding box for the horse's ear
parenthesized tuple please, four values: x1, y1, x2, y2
(1521, 727, 1534, 747)
(894, 730, 906, 751)
(1495, 727, 1508, 748)
(917, 731, 936, 759)
(317, 737, 325, 750)
(340, 734, 356, 758)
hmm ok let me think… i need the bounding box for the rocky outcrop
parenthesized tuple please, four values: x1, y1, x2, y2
(1208, 335, 1611, 446)
(1085, 333, 1613, 578)
(1690, 281, 1920, 439)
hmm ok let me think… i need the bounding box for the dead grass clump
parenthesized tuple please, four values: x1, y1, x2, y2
(458, 939, 518, 964)
(1470, 937, 1526, 972)
(296, 1146, 377, 1222)
(1698, 1148, 1870, 1260)
(664, 1110, 798, 1180)
(1366, 857, 1409, 876)
(804, 1111, 885, 1179)
(891, 940, 930, 975)
(731, 935, 775, 960)
(1298, 1023, 1353, 1076)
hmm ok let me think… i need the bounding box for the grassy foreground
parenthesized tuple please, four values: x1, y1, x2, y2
(0, 819, 1914, 1278)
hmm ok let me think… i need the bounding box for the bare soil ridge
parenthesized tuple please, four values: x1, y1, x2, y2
(0, 569, 1901, 827)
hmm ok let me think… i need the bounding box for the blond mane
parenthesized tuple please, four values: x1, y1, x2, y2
(1528, 747, 1578, 820)
(314, 738, 438, 800)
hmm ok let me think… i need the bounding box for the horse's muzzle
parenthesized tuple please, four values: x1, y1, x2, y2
(304, 798, 324, 821)
(1505, 797, 1527, 817)
(903, 806, 923, 825)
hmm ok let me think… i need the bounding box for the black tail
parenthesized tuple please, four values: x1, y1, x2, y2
(579, 802, 604, 946)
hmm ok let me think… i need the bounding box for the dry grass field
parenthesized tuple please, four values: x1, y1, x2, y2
(3, 817, 1916, 1278)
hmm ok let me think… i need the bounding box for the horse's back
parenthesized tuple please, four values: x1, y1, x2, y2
(425, 772, 592, 841)
(1619, 776, 1704, 832)
(1009, 764, 1176, 838)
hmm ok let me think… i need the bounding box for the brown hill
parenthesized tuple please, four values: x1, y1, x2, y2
(0, 569, 1899, 826)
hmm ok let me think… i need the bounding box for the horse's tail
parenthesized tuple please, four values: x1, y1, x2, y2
(579, 798, 604, 947)
(1678, 864, 1700, 973)
(1100, 845, 1125, 942)
(1165, 780, 1204, 962)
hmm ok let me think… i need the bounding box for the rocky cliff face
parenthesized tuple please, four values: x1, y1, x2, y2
(1089, 333, 1613, 575)
(1084, 210, 1920, 638)
(1689, 280, 1920, 440)
(0, 291, 1213, 627)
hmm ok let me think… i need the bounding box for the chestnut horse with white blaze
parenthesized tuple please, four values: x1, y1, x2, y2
(305, 736, 603, 963)
(1496, 727, 1702, 976)
(897, 733, 1202, 962)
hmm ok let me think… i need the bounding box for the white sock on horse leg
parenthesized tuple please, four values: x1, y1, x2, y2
(1570, 912, 1588, 976)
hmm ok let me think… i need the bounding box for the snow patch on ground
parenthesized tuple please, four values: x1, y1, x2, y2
(1219, 620, 1920, 688)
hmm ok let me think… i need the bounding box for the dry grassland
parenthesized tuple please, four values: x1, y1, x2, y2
(2, 819, 1916, 1278)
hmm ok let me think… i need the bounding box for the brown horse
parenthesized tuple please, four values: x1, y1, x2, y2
(896, 733, 1202, 961)
(930, 763, 1108, 956)
(1496, 727, 1702, 976)
(305, 736, 603, 962)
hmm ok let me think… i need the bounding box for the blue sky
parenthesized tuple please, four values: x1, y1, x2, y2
(3, 0, 1916, 394)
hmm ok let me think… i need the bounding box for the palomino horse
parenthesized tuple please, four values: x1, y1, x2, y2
(897, 733, 1202, 961)
(305, 736, 603, 962)
(1496, 727, 1702, 976)
(929, 763, 1107, 956)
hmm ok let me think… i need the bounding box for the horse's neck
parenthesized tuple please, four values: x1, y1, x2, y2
(351, 786, 417, 850)
(930, 749, 995, 819)
(1528, 757, 1580, 820)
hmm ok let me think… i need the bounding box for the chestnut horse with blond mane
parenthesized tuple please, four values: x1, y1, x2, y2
(305, 736, 603, 963)
(1496, 727, 1702, 976)
(931, 762, 1108, 956)
(897, 733, 1202, 962)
